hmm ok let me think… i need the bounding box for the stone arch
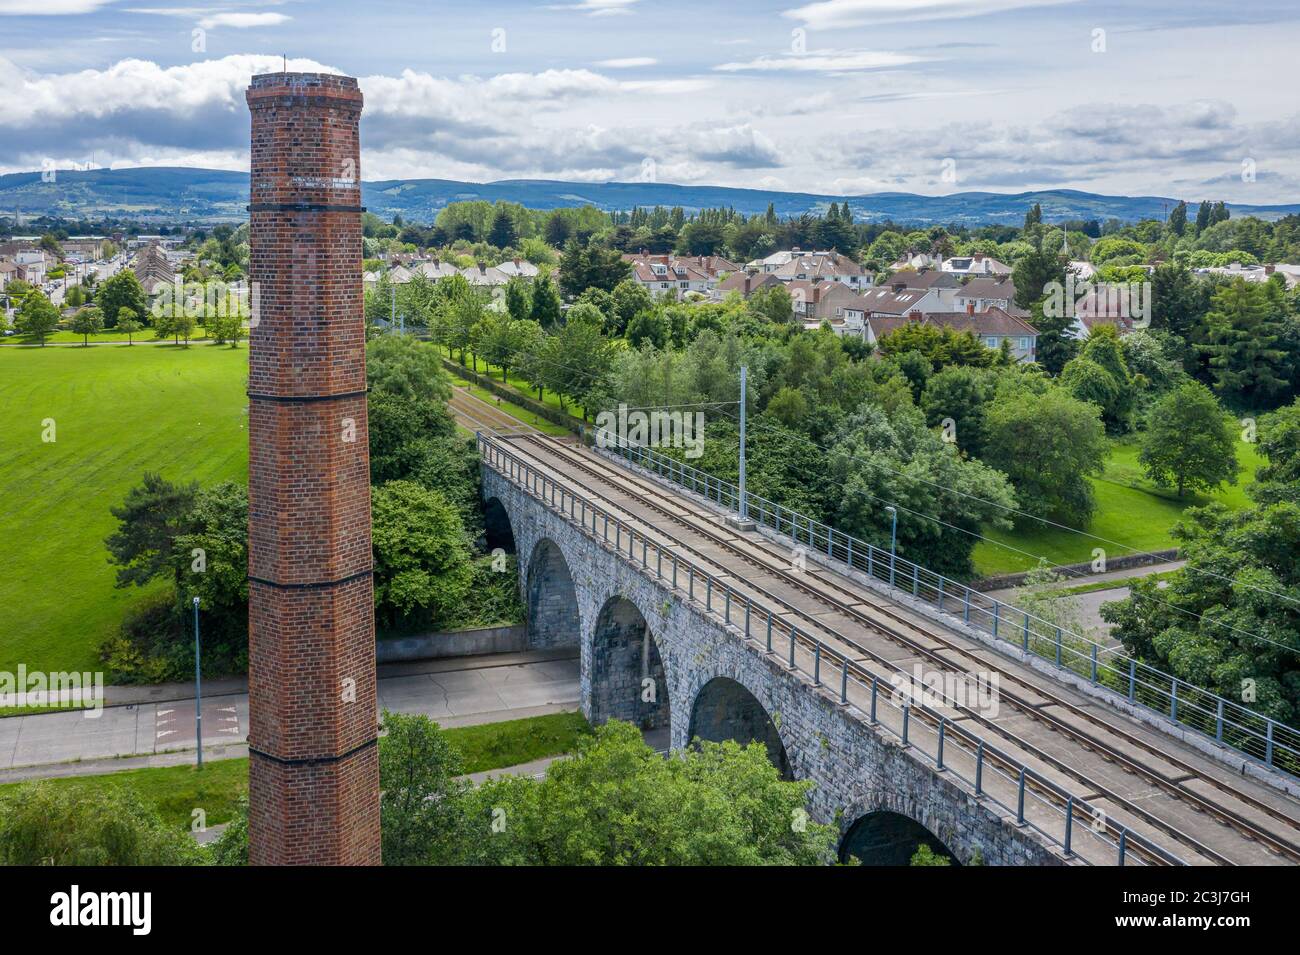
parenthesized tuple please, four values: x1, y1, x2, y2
(589, 595, 670, 733)
(839, 810, 958, 867)
(688, 676, 792, 779)
(525, 537, 580, 649)
(482, 496, 515, 555)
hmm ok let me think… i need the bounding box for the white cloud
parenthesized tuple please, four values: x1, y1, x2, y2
(715, 49, 926, 72)
(546, 0, 640, 16)
(596, 57, 657, 68)
(782, 0, 1073, 30)
(0, 0, 112, 11)
(198, 12, 291, 29)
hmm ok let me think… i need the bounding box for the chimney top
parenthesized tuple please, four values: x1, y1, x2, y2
(908, 309, 923, 322)
(966, 301, 975, 316)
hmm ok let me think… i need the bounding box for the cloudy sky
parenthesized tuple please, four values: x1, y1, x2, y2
(1, 0, 1298, 202)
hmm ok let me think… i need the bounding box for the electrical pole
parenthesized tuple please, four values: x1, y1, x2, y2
(193, 596, 203, 769)
(739, 364, 748, 520)
(726, 365, 755, 531)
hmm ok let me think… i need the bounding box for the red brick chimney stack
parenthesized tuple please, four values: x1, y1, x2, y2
(245, 71, 381, 866)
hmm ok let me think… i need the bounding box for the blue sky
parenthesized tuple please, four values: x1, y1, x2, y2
(1, 0, 1298, 201)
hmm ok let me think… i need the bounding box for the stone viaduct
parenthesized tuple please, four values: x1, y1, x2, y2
(481, 462, 1062, 867)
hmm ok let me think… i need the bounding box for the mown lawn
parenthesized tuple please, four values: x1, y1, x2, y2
(0, 345, 249, 674)
(972, 436, 1263, 576)
(0, 711, 593, 830)
(1, 330, 219, 346)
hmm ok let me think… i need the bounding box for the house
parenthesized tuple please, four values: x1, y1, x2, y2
(713, 270, 784, 300)
(1192, 262, 1282, 285)
(787, 280, 867, 325)
(882, 268, 962, 309)
(888, 250, 944, 272)
(868, 305, 1039, 361)
(954, 276, 1022, 314)
(624, 253, 734, 299)
(414, 260, 460, 281)
(495, 258, 540, 279)
(858, 284, 946, 319)
(131, 245, 175, 294)
(770, 250, 870, 290)
(462, 263, 509, 288)
(12, 250, 47, 285)
(941, 252, 1012, 277)
(1070, 285, 1143, 338)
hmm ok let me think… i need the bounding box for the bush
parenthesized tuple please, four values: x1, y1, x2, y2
(0, 781, 204, 866)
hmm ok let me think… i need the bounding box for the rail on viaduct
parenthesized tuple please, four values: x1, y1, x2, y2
(481, 441, 1063, 867)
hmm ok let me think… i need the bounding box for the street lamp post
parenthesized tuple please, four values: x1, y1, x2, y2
(192, 596, 202, 769)
(885, 506, 898, 588)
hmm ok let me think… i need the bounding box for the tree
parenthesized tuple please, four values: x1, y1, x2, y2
(530, 273, 562, 329)
(117, 307, 143, 345)
(544, 304, 614, 417)
(1253, 399, 1300, 503)
(1168, 200, 1188, 237)
(371, 480, 474, 630)
(1139, 380, 1239, 497)
(0, 781, 203, 865)
(367, 333, 451, 404)
(1029, 298, 1079, 376)
(1013, 243, 1066, 310)
(1199, 279, 1294, 407)
(609, 278, 653, 336)
(209, 312, 244, 347)
(982, 386, 1109, 524)
(14, 290, 59, 345)
(104, 472, 199, 589)
(830, 403, 1018, 577)
(503, 275, 531, 323)
(487, 206, 519, 249)
(558, 238, 631, 299)
(68, 305, 103, 345)
(920, 365, 996, 457)
(379, 710, 475, 866)
(97, 269, 148, 327)
(463, 720, 836, 865)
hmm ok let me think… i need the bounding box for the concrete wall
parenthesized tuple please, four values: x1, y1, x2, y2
(484, 465, 1063, 867)
(375, 624, 527, 663)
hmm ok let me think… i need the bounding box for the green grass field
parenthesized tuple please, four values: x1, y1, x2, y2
(972, 437, 1262, 576)
(0, 345, 249, 674)
(1, 331, 219, 346)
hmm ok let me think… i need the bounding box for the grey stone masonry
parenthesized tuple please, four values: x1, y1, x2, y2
(483, 464, 1065, 867)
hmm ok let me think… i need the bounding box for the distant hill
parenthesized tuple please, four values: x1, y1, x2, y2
(2, 166, 1297, 226)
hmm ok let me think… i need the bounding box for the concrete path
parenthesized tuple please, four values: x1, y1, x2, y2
(986, 561, 1184, 648)
(0, 649, 579, 782)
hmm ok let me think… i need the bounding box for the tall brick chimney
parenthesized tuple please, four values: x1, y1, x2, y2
(245, 72, 381, 865)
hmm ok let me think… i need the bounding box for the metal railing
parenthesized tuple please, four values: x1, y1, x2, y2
(479, 432, 1183, 866)
(589, 428, 1300, 781)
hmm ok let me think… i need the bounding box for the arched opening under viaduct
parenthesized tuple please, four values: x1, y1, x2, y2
(839, 811, 958, 866)
(589, 596, 670, 741)
(688, 676, 791, 779)
(525, 538, 580, 649)
(482, 496, 516, 555)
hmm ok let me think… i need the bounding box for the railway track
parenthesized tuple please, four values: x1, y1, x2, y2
(496, 429, 1300, 866)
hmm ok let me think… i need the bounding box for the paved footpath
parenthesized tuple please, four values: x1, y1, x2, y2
(0, 649, 579, 783)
